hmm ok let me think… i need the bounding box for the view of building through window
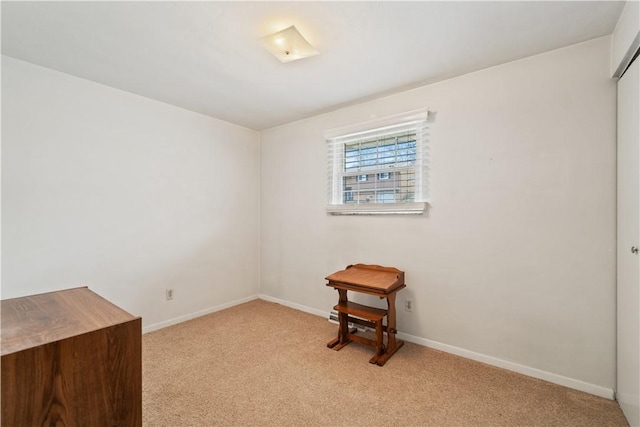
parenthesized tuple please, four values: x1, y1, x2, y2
(327, 114, 428, 214)
(341, 131, 417, 204)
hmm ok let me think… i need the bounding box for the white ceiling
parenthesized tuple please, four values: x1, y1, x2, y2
(1, 1, 625, 131)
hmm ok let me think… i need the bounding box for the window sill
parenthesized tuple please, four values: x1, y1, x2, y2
(326, 202, 428, 216)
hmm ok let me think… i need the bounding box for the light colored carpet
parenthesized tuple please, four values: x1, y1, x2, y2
(142, 299, 628, 426)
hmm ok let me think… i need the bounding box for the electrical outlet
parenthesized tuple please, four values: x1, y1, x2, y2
(166, 288, 174, 301)
(405, 297, 414, 312)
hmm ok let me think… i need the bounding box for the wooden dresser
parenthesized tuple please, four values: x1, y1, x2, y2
(1, 287, 142, 426)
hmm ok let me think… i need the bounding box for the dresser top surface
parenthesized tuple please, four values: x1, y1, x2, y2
(1, 287, 139, 356)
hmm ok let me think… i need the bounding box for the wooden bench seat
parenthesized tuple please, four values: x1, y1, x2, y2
(334, 301, 387, 321)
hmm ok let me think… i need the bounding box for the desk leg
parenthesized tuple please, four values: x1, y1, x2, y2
(327, 289, 353, 351)
(369, 318, 386, 364)
(376, 292, 404, 366)
(386, 293, 398, 350)
(337, 289, 349, 344)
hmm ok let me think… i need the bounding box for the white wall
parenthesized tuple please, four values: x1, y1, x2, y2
(261, 37, 617, 394)
(1, 56, 261, 330)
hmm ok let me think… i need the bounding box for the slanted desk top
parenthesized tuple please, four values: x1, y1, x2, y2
(325, 263, 405, 296)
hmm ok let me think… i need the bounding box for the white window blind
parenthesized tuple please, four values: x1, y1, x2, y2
(326, 114, 429, 215)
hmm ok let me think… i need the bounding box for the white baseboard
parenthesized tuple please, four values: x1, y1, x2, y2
(395, 331, 615, 400)
(141, 294, 614, 400)
(258, 296, 615, 400)
(142, 294, 260, 334)
(257, 294, 329, 318)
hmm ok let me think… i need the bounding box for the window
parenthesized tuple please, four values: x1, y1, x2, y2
(327, 112, 429, 215)
(344, 187, 354, 203)
(376, 190, 395, 203)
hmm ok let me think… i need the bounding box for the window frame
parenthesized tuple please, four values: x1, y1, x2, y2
(326, 110, 430, 215)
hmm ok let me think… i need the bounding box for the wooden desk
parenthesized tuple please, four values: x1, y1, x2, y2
(326, 264, 406, 366)
(1, 287, 142, 426)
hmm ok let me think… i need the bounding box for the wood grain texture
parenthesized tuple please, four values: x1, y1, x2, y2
(1, 288, 142, 426)
(325, 264, 405, 294)
(1, 287, 137, 356)
(334, 301, 387, 321)
(326, 264, 405, 365)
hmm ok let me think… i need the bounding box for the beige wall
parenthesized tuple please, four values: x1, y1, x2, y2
(1, 56, 261, 330)
(260, 37, 617, 396)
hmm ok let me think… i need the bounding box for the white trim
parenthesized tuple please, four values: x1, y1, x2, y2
(611, 0, 640, 78)
(613, 33, 640, 78)
(395, 331, 615, 400)
(327, 202, 428, 215)
(326, 110, 430, 211)
(257, 294, 329, 318)
(142, 294, 260, 334)
(260, 298, 615, 400)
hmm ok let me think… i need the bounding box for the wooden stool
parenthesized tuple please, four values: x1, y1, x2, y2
(328, 301, 388, 364)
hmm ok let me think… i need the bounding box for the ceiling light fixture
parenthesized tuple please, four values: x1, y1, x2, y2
(261, 25, 319, 63)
